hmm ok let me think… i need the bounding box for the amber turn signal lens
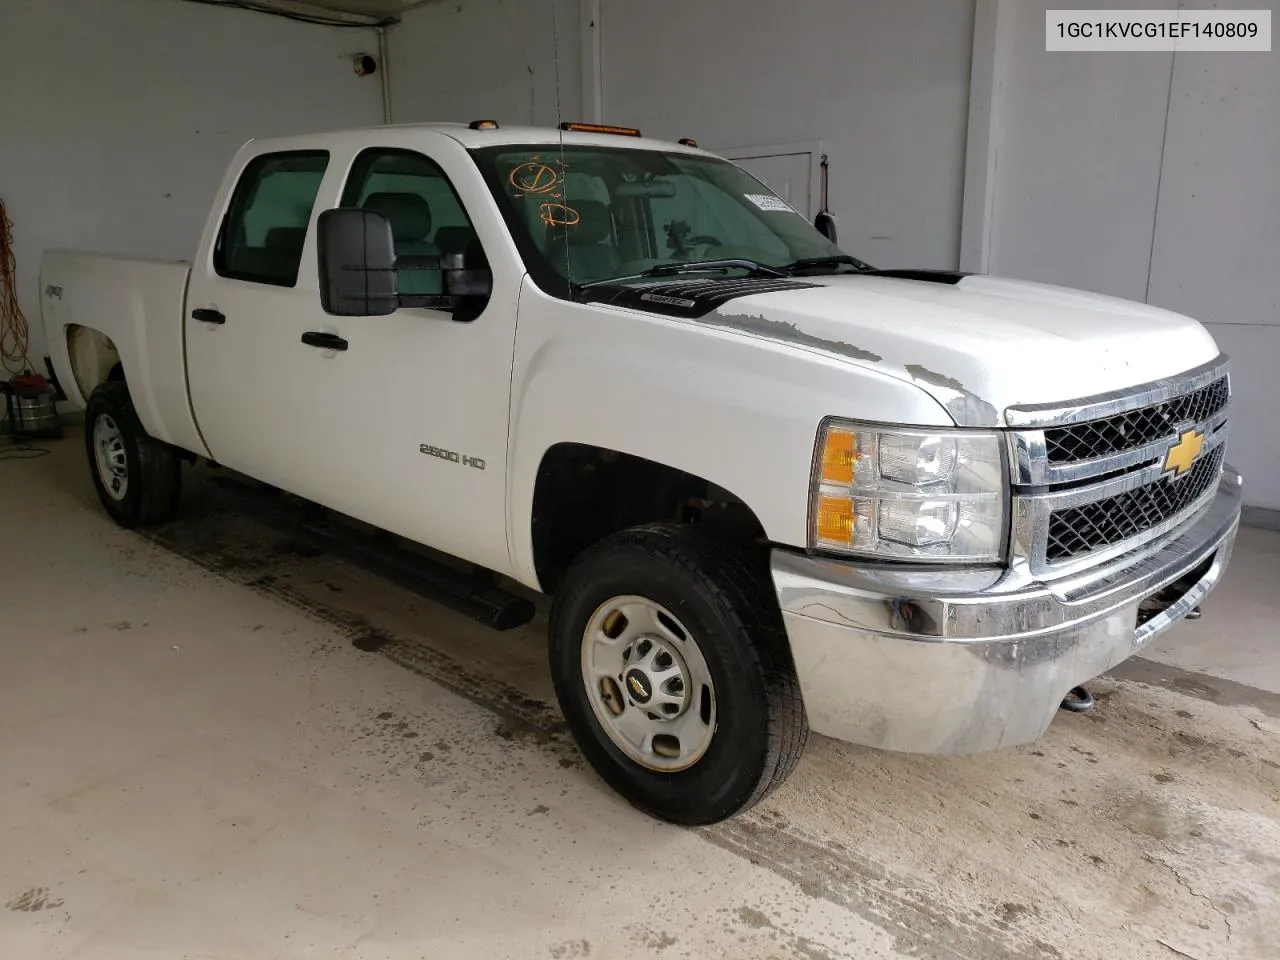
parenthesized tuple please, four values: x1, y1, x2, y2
(821, 429, 857, 485)
(815, 495, 855, 544)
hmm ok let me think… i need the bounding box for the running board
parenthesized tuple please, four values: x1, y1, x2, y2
(206, 476, 537, 631)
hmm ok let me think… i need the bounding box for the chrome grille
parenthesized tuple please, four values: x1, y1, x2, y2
(1044, 376, 1230, 463)
(1045, 446, 1225, 561)
(1007, 357, 1231, 575)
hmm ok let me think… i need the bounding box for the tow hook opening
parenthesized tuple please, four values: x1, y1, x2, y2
(1135, 554, 1215, 628)
(1060, 686, 1095, 713)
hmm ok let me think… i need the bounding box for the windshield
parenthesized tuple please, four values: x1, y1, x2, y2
(470, 144, 861, 297)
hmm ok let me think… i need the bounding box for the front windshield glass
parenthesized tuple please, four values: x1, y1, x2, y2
(470, 144, 861, 297)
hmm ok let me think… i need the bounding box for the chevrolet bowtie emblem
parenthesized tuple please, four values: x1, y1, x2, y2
(1163, 428, 1205, 477)
(628, 676, 646, 696)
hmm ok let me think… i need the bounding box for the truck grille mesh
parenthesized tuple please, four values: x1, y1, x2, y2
(1044, 376, 1230, 463)
(1046, 446, 1224, 562)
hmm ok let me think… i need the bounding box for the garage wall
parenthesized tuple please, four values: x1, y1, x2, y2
(986, 0, 1174, 303)
(389, 0, 582, 128)
(0, 0, 382, 374)
(982, 0, 1280, 512)
(598, 0, 976, 273)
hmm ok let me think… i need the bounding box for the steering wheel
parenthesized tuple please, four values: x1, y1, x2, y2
(689, 235, 723, 246)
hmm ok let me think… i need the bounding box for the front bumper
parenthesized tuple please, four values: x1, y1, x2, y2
(771, 465, 1243, 754)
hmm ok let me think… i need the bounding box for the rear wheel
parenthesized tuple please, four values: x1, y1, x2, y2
(549, 523, 808, 825)
(84, 381, 182, 527)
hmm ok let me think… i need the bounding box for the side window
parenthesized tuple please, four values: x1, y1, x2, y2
(215, 151, 329, 287)
(341, 148, 484, 296)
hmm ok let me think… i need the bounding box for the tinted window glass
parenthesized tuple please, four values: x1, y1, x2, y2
(216, 151, 329, 287)
(341, 149, 483, 296)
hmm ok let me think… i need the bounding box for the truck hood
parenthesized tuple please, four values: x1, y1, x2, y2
(700, 273, 1221, 427)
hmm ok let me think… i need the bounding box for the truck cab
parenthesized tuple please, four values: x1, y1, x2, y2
(41, 122, 1242, 824)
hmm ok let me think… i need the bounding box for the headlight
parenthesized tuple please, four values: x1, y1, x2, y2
(810, 420, 1007, 562)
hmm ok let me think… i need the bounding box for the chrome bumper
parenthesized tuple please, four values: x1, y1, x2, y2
(771, 466, 1243, 754)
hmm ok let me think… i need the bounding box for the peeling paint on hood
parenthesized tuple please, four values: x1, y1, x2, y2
(903, 364, 999, 427)
(698, 273, 1221, 426)
(706, 312, 883, 363)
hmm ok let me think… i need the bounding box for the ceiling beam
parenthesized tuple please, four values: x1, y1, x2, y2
(203, 0, 390, 27)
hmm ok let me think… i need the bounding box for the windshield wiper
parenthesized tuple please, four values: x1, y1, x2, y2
(779, 254, 874, 274)
(577, 258, 786, 291)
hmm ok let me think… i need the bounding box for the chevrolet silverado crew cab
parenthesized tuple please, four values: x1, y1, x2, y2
(41, 122, 1242, 825)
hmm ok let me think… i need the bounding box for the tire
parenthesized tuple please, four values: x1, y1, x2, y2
(84, 381, 182, 527)
(549, 523, 808, 825)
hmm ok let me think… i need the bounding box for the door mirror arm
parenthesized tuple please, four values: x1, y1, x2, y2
(396, 252, 493, 321)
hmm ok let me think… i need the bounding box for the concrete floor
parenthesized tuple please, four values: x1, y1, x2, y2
(2, 434, 1278, 960)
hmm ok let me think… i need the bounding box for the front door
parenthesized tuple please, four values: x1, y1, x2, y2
(185, 135, 520, 575)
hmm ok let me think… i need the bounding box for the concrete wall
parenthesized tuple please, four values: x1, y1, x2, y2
(598, 0, 975, 273)
(0, 0, 382, 373)
(982, 0, 1280, 510)
(391, 0, 973, 270)
(986, 0, 1174, 303)
(389, 0, 581, 128)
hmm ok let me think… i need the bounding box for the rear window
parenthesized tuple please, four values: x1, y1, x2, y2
(215, 151, 329, 287)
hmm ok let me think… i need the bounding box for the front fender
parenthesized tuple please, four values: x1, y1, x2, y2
(506, 281, 951, 590)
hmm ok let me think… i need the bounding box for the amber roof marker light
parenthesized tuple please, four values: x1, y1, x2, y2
(468, 120, 501, 130)
(678, 138, 699, 147)
(558, 122, 642, 137)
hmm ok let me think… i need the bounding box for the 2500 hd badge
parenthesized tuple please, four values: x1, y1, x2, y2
(420, 443, 486, 470)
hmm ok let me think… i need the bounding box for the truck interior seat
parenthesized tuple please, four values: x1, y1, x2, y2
(434, 226, 478, 258)
(546, 199, 621, 282)
(361, 192, 442, 296)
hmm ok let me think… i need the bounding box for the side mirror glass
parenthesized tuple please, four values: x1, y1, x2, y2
(814, 211, 838, 244)
(317, 208, 397, 316)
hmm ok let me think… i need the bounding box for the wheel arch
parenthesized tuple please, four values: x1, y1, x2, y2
(530, 442, 768, 593)
(65, 324, 123, 402)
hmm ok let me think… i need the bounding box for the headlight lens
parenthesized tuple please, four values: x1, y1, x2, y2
(811, 421, 1007, 562)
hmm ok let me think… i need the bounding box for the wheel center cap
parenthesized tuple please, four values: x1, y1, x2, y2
(624, 668, 653, 704)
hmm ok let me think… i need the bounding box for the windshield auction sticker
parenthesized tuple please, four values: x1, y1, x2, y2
(1046, 9, 1271, 50)
(745, 193, 798, 214)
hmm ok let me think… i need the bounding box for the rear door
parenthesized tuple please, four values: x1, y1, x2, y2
(185, 148, 332, 492)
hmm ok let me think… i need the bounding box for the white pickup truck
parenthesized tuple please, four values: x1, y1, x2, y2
(42, 121, 1242, 824)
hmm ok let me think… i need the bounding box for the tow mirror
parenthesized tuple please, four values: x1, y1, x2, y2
(318, 208, 493, 320)
(317, 208, 397, 317)
(814, 211, 838, 244)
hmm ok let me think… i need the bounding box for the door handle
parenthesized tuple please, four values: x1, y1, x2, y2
(192, 308, 225, 324)
(301, 331, 349, 352)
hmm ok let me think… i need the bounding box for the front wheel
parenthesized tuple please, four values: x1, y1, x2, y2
(549, 523, 808, 824)
(84, 381, 182, 527)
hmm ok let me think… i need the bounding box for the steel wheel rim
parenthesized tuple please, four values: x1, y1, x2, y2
(581, 595, 717, 772)
(93, 414, 129, 502)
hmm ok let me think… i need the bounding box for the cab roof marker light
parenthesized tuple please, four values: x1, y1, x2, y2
(559, 122, 642, 137)
(468, 120, 500, 130)
(678, 138, 699, 147)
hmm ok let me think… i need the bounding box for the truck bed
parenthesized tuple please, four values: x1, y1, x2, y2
(41, 249, 207, 456)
